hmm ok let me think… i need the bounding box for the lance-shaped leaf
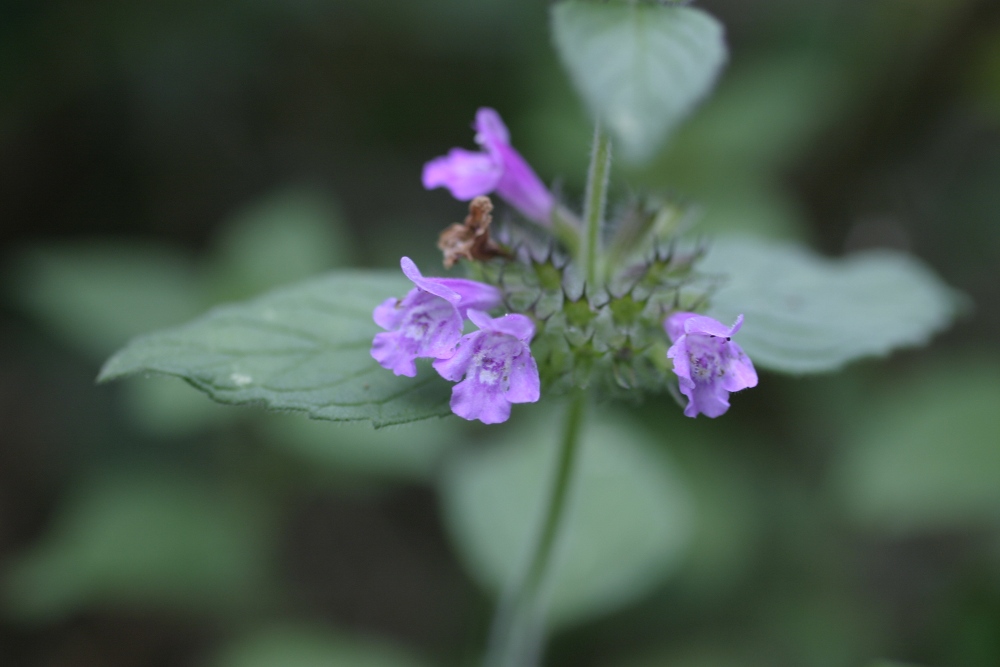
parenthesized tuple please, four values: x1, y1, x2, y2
(99, 271, 453, 427)
(552, 0, 727, 163)
(702, 237, 964, 374)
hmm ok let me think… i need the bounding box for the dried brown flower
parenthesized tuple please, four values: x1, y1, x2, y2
(438, 196, 506, 268)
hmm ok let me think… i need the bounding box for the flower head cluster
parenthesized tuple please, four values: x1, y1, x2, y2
(371, 257, 540, 423)
(665, 312, 758, 418)
(371, 108, 759, 425)
(422, 108, 554, 226)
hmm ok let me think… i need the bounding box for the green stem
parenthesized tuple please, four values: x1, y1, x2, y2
(580, 122, 612, 286)
(483, 391, 588, 667)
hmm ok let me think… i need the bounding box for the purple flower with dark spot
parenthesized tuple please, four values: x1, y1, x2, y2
(433, 310, 540, 424)
(665, 312, 758, 418)
(422, 108, 555, 226)
(371, 257, 501, 377)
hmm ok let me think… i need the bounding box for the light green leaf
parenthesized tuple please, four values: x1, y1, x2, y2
(440, 404, 695, 626)
(832, 358, 1000, 533)
(211, 626, 427, 667)
(99, 271, 453, 427)
(122, 375, 238, 438)
(3, 470, 273, 621)
(207, 188, 355, 302)
(552, 0, 727, 163)
(702, 237, 962, 374)
(262, 414, 460, 480)
(8, 244, 203, 357)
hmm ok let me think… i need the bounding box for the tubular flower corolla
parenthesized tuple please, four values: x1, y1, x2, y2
(371, 257, 501, 377)
(665, 312, 758, 418)
(422, 108, 555, 226)
(432, 310, 540, 424)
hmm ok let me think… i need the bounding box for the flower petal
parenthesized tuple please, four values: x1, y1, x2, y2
(370, 331, 418, 377)
(492, 142, 555, 225)
(473, 107, 510, 147)
(683, 314, 738, 338)
(450, 377, 512, 424)
(506, 350, 540, 404)
(465, 308, 495, 332)
(372, 296, 403, 330)
(493, 313, 535, 342)
(400, 257, 460, 303)
(666, 336, 692, 382)
(422, 148, 501, 200)
(721, 341, 758, 392)
(435, 278, 502, 316)
(665, 312, 699, 343)
(687, 382, 731, 418)
(432, 331, 480, 382)
(464, 310, 535, 342)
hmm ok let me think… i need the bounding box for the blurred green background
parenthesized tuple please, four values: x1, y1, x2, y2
(2, 0, 1000, 665)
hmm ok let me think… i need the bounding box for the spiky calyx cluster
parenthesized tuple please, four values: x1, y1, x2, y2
(465, 235, 716, 401)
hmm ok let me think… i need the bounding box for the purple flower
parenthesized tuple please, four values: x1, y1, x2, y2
(433, 310, 540, 424)
(371, 257, 502, 377)
(422, 108, 555, 226)
(665, 312, 758, 419)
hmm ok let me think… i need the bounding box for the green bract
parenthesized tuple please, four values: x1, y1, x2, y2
(478, 242, 711, 397)
(552, 0, 727, 163)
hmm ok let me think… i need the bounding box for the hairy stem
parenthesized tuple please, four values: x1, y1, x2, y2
(581, 122, 612, 286)
(483, 391, 588, 667)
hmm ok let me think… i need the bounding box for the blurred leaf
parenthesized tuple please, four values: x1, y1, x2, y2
(121, 375, 238, 438)
(630, 55, 848, 240)
(3, 470, 273, 621)
(659, 426, 762, 603)
(262, 414, 460, 480)
(552, 0, 727, 163)
(8, 244, 203, 358)
(210, 626, 426, 667)
(99, 271, 453, 427)
(703, 237, 962, 374)
(440, 404, 695, 626)
(688, 183, 808, 240)
(832, 358, 1000, 532)
(657, 55, 847, 177)
(207, 188, 354, 302)
(612, 644, 749, 667)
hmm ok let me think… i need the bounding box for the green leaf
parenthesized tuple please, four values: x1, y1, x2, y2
(440, 404, 695, 626)
(210, 626, 427, 667)
(552, 0, 727, 163)
(99, 271, 453, 427)
(702, 237, 962, 374)
(3, 470, 273, 621)
(832, 357, 1000, 533)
